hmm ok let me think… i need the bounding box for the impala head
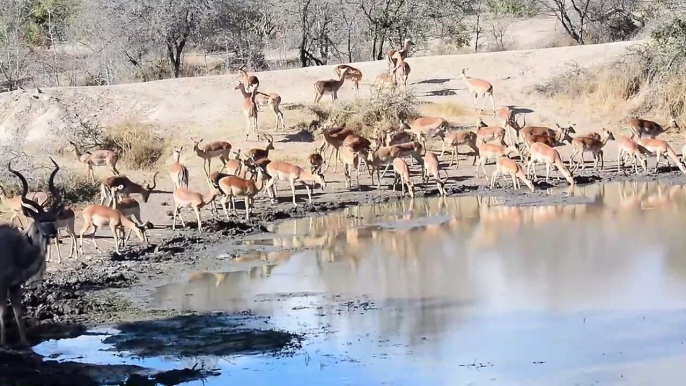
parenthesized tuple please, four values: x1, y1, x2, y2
(132, 222, 150, 243)
(602, 128, 615, 141)
(477, 118, 487, 128)
(556, 122, 576, 134)
(264, 133, 274, 150)
(142, 172, 159, 202)
(460, 68, 468, 78)
(8, 158, 63, 246)
(192, 139, 204, 151)
(669, 117, 680, 129)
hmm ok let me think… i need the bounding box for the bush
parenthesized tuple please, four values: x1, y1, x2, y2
(58, 173, 100, 206)
(537, 17, 686, 128)
(102, 121, 168, 170)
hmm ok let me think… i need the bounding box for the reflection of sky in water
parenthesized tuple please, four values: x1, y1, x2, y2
(34, 182, 686, 385)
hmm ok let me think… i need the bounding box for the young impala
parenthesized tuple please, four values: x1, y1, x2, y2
(47, 208, 77, 263)
(68, 140, 120, 182)
(391, 53, 411, 93)
(339, 146, 361, 190)
(78, 204, 149, 255)
(172, 186, 220, 232)
(193, 139, 232, 175)
(264, 161, 326, 207)
(616, 135, 648, 174)
(474, 143, 518, 179)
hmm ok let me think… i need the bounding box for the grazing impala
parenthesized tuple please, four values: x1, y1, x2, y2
(100, 173, 158, 208)
(490, 157, 535, 192)
(308, 151, 325, 174)
(335, 65, 363, 97)
(172, 186, 220, 232)
(68, 140, 120, 182)
(527, 142, 575, 185)
(193, 139, 232, 175)
(78, 204, 149, 255)
(634, 135, 686, 174)
(314, 67, 348, 104)
(48, 208, 77, 263)
(169, 147, 189, 189)
(474, 143, 518, 179)
(438, 129, 479, 168)
(628, 117, 679, 139)
(460, 68, 495, 115)
(391, 158, 414, 198)
(616, 135, 648, 174)
(569, 129, 615, 171)
(401, 117, 446, 148)
(264, 161, 326, 207)
(217, 166, 267, 220)
(422, 151, 446, 195)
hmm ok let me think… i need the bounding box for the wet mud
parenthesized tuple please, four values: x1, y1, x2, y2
(5, 165, 686, 385)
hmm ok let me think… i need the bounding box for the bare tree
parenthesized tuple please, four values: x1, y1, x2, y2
(489, 17, 514, 51)
(0, 0, 33, 91)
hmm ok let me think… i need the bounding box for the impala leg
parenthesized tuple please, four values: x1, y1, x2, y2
(221, 195, 231, 220)
(193, 207, 202, 232)
(110, 225, 120, 254)
(8, 286, 28, 346)
(290, 179, 297, 207)
(54, 234, 63, 264)
(654, 151, 661, 172)
(305, 184, 313, 203)
(68, 230, 77, 258)
(545, 163, 550, 182)
(511, 173, 518, 189)
(245, 197, 250, 221)
(91, 225, 99, 249)
(172, 205, 179, 230)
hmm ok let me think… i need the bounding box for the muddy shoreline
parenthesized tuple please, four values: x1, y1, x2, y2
(4, 166, 686, 385)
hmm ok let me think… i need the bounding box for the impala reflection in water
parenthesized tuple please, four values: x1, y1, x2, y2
(147, 181, 686, 385)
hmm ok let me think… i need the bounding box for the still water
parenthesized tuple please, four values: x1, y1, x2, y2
(37, 181, 686, 385)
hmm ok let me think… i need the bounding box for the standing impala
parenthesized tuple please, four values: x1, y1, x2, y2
(391, 158, 414, 198)
(172, 186, 220, 232)
(527, 142, 575, 185)
(437, 129, 479, 168)
(634, 135, 686, 174)
(569, 129, 615, 171)
(100, 173, 158, 208)
(263, 161, 326, 207)
(236, 68, 259, 92)
(627, 117, 678, 139)
(169, 147, 189, 189)
(314, 67, 348, 104)
(391, 53, 411, 93)
(246, 134, 275, 161)
(460, 68, 495, 116)
(78, 204, 149, 254)
(422, 151, 447, 196)
(217, 166, 268, 220)
(490, 157, 535, 192)
(335, 65, 363, 97)
(616, 135, 648, 174)
(235, 82, 259, 140)
(0, 186, 48, 228)
(386, 39, 413, 71)
(193, 139, 232, 175)
(68, 140, 120, 182)
(401, 117, 446, 149)
(47, 208, 77, 263)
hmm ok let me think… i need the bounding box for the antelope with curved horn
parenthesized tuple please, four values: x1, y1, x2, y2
(100, 173, 158, 208)
(246, 134, 275, 162)
(78, 204, 149, 254)
(172, 185, 220, 232)
(386, 39, 413, 71)
(235, 83, 259, 140)
(193, 139, 232, 176)
(236, 68, 259, 92)
(0, 158, 62, 346)
(314, 67, 348, 104)
(460, 68, 495, 116)
(169, 147, 189, 189)
(335, 65, 363, 97)
(263, 161, 326, 207)
(67, 140, 120, 182)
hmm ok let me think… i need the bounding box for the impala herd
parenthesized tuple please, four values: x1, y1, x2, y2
(1, 40, 686, 347)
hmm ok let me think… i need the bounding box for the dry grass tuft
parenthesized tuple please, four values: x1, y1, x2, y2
(102, 121, 169, 169)
(418, 101, 470, 119)
(58, 172, 100, 206)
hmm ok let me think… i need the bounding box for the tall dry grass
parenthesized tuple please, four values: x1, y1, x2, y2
(101, 121, 168, 169)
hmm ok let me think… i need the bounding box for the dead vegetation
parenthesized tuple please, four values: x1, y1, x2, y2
(537, 17, 686, 130)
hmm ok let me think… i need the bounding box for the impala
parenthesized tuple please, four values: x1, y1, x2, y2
(217, 165, 268, 220)
(68, 140, 120, 182)
(308, 151, 325, 174)
(437, 129, 479, 168)
(569, 129, 615, 171)
(339, 146, 361, 190)
(264, 161, 326, 207)
(391, 158, 414, 198)
(47, 208, 77, 263)
(386, 39, 413, 71)
(78, 204, 149, 255)
(172, 186, 220, 232)
(246, 134, 275, 161)
(401, 117, 446, 148)
(460, 68, 495, 115)
(628, 117, 678, 139)
(422, 151, 447, 196)
(314, 67, 348, 104)
(236, 68, 259, 92)
(335, 65, 363, 97)
(474, 143, 518, 179)
(527, 142, 575, 185)
(169, 147, 189, 189)
(0, 186, 48, 228)
(616, 135, 648, 174)
(391, 53, 410, 93)
(193, 139, 232, 175)
(100, 173, 158, 208)
(235, 82, 259, 140)
(634, 135, 686, 174)
(490, 157, 535, 192)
